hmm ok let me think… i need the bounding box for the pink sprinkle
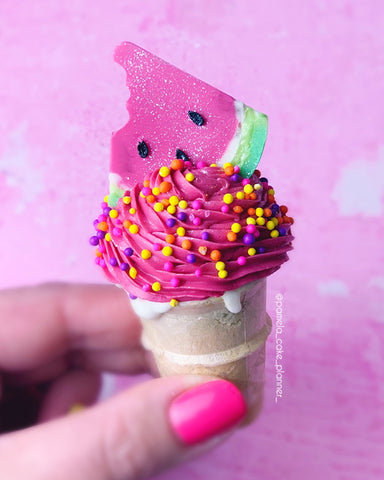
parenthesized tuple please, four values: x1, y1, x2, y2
(115, 219, 122, 225)
(192, 200, 202, 210)
(242, 178, 250, 186)
(196, 161, 206, 169)
(254, 229, 260, 238)
(221, 205, 230, 213)
(237, 256, 246, 265)
(170, 277, 180, 287)
(94, 257, 100, 265)
(262, 181, 269, 189)
(101, 202, 108, 209)
(142, 187, 151, 196)
(98, 214, 107, 222)
(184, 160, 192, 167)
(195, 269, 202, 277)
(234, 165, 240, 173)
(246, 224, 256, 233)
(112, 227, 122, 236)
(153, 243, 161, 251)
(98, 244, 106, 253)
(164, 261, 173, 271)
(142, 284, 151, 292)
(193, 217, 201, 226)
(99, 259, 106, 268)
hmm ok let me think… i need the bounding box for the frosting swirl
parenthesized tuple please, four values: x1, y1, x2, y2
(90, 161, 293, 303)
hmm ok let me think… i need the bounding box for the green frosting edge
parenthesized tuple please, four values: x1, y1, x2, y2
(108, 184, 125, 207)
(232, 106, 268, 178)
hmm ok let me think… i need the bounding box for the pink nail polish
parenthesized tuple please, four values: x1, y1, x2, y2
(169, 380, 247, 445)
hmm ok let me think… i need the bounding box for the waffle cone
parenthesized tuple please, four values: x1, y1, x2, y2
(139, 278, 271, 419)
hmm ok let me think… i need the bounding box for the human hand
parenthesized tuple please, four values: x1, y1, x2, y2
(0, 283, 247, 480)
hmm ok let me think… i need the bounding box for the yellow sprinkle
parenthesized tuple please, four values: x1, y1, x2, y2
(105, 232, 111, 241)
(215, 261, 226, 271)
(218, 270, 228, 279)
(256, 217, 266, 226)
(109, 209, 118, 218)
(270, 229, 279, 238)
(248, 247, 256, 256)
(223, 193, 234, 204)
(140, 191, 145, 198)
(169, 195, 179, 206)
(185, 172, 195, 182)
(152, 282, 161, 292)
(104, 195, 109, 203)
(152, 187, 160, 196)
(167, 205, 176, 214)
(129, 208, 136, 215)
(159, 166, 170, 177)
(170, 298, 179, 307)
(256, 207, 264, 217)
(123, 196, 131, 204)
(254, 184, 262, 191)
(272, 217, 279, 226)
(266, 220, 275, 230)
(129, 224, 139, 234)
(236, 191, 245, 200)
(210, 163, 217, 167)
(129, 267, 137, 279)
(177, 227, 186, 236)
(141, 249, 152, 260)
(231, 223, 241, 233)
(246, 217, 256, 225)
(154, 202, 164, 212)
(223, 162, 232, 169)
(268, 188, 275, 195)
(162, 246, 173, 256)
(243, 184, 254, 194)
(179, 200, 188, 209)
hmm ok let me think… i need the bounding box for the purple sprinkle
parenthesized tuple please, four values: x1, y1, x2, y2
(103, 207, 111, 216)
(129, 293, 137, 300)
(89, 236, 99, 246)
(278, 227, 287, 236)
(96, 230, 106, 239)
(186, 254, 196, 263)
(109, 257, 118, 266)
(177, 212, 187, 222)
(230, 174, 240, 182)
(201, 231, 209, 241)
(93, 219, 99, 227)
(120, 262, 129, 271)
(166, 218, 176, 227)
(258, 247, 266, 254)
(124, 247, 133, 257)
(243, 233, 256, 245)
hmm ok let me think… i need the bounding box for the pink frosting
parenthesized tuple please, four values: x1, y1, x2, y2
(93, 163, 294, 302)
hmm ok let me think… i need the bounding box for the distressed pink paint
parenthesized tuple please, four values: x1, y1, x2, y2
(0, 1, 383, 479)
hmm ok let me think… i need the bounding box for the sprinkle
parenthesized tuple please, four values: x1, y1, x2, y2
(248, 208, 256, 216)
(123, 196, 131, 204)
(162, 246, 173, 256)
(152, 282, 161, 292)
(248, 247, 256, 256)
(192, 200, 202, 210)
(99, 259, 106, 268)
(210, 250, 221, 261)
(166, 234, 176, 244)
(224, 165, 234, 176)
(95, 250, 103, 258)
(237, 256, 246, 265)
(177, 227, 186, 236)
(142, 284, 150, 292)
(256, 217, 266, 226)
(233, 165, 240, 173)
(244, 184, 254, 194)
(164, 261, 173, 271)
(97, 231, 106, 239)
(198, 246, 208, 255)
(223, 193, 234, 204)
(179, 200, 188, 209)
(177, 211, 187, 221)
(272, 217, 279, 226)
(260, 177, 268, 183)
(170, 277, 180, 287)
(109, 257, 118, 266)
(120, 262, 128, 271)
(112, 227, 122, 237)
(268, 188, 275, 195)
(123, 220, 132, 228)
(210, 163, 217, 167)
(255, 208, 264, 217)
(101, 201, 108, 209)
(280, 205, 288, 215)
(271, 229, 279, 238)
(254, 184, 262, 191)
(266, 220, 275, 230)
(193, 217, 201, 226)
(129, 293, 137, 299)
(218, 270, 228, 279)
(258, 247, 266, 254)
(230, 174, 240, 182)
(97, 221, 108, 232)
(129, 267, 137, 279)
(185, 172, 195, 182)
(216, 262, 226, 271)
(227, 231, 237, 242)
(166, 218, 176, 228)
(264, 208, 272, 218)
(142, 187, 151, 196)
(201, 232, 209, 241)
(246, 217, 256, 225)
(154, 202, 164, 212)
(246, 224, 256, 233)
(169, 195, 179, 206)
(195, 269, 202, 277)
(196, 161, 206, 169)
(159, 181, 172, 193)
(129, 208, 136, 215)
(171, 158, 184, 170)
(170, 298, 179, 307)
(233, 206, 243, 213)
(186, 254, 196, 263)
(243, 233, 256, 245)
(143, 180, 150, 188)
(104, 195, 109, 203)
(167, 205, 176, 214)
(159, 166, 170, 177)
(231, 223, 241, 233)
(161, 198, 170, 208)
(109, 209, 118, 219)
(153, 243, 161, 251)
(105, 233, 111, 241)
(129, 224, 139, 234)
(182, 239, 192, 250)
(98, 244, 106, 254)
(89, 236, 99, 246)
(124, 247, 133, 256)
(221, 205, 230, 213)
(98, 214, 108, 222)
(141, 249, 152, 259)
(152, 187, 160, 196)
(242, 178, 250, 186)
(278, 227, 287, 236)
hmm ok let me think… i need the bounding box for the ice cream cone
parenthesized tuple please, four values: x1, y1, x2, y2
(138, 278, 271, 420)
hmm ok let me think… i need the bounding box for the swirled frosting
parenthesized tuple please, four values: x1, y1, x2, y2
(90, 160, 293, 304)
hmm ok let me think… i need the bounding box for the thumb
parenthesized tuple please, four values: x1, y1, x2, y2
(0, 377, 247, 480)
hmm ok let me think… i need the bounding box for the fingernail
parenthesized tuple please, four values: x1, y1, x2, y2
(169, 380, 247, 445)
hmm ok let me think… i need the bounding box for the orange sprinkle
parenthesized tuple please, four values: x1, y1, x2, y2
(227, 231, 237, 242)
(97, 221, 108, 232)
(250, 193, 257, 200)
(171, 158, 184, 170)
(277, 216, 283, 225)
(248, 208, 256, 216)
(159, 181, 172, 193)
(182, 239, 192, 250)
(280, 205, 288, 215)
(161, 198, 170, 207)
(95, 249, 102, 257)
(288, 216, 294, 224)
(283, 215, 290, 223)
(123, 219, 132, 228)
(224, 165, 234, 176)
(146, 194, 155, 203)
(264, 208, 272, 217)
(166, 234, 176, 244)
(210, 250, 221, 261)
(143, 179, 150, 188)
(267, 194, 275, 203)
(244, 193, 251, 200)
(233, 206, 243, 214)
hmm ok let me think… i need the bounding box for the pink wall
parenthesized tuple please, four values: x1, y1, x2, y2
(1, 1, 383, 478)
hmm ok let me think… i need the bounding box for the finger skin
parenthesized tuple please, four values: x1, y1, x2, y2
(0, 376, 215, 480)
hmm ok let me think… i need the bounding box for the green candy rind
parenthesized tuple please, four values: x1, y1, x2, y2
(232, 107, 268, 178)
(108, 184, 125, 207)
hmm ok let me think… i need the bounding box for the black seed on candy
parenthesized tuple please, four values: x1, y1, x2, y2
(176, 149, 189, 161)
(188, 111, 205, 126)
(137, 141, 149, 158)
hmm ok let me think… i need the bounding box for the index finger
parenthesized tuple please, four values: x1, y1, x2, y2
(0, 283, 141, 370)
